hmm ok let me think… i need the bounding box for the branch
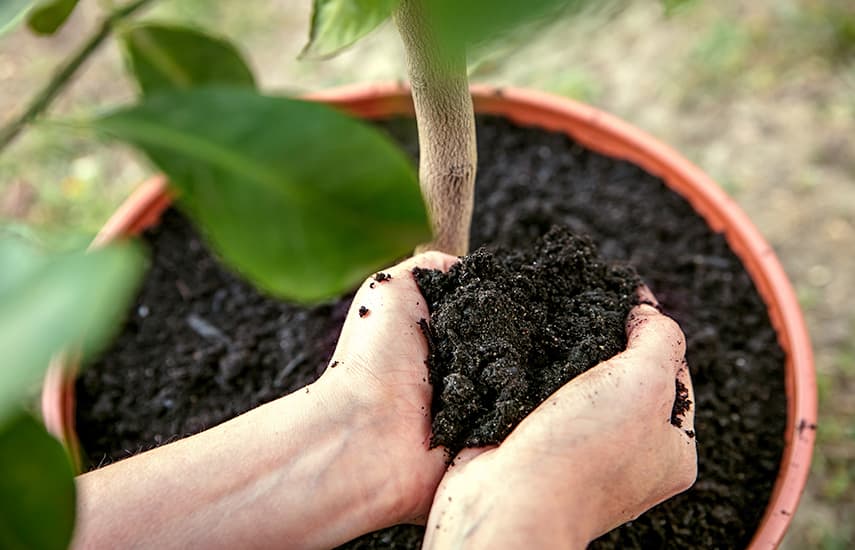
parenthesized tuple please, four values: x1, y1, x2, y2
(0, 0, 154, 153)
(395, 0, 477, 256)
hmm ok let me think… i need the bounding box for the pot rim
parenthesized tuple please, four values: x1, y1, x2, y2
(43, 82, 816, 549)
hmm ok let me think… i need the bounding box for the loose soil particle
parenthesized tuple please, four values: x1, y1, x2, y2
(77, 116, 786, 549)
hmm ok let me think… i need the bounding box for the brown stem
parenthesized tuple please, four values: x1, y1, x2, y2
(0, 0, 154, 153)
(395, 0, 477, 257)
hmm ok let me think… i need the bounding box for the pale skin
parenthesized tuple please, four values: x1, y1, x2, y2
(73, 252, 696, 549)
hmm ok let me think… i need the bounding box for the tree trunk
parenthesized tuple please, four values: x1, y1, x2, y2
(395, 0, 477, 257)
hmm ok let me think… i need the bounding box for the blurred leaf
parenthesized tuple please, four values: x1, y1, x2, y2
(429, 0, 596, 50)
(91, 87, 430, 303)
(0, 234, 48, 296)
(27, 0, 79, 35)
(0, 0, 33, 36)
(661, 0, 695, 16)
(121, 23, 255, 95)
(300, 0, 397, 59)
(0, 413, 75, 550)
(0, 240, 145, 420)
(0, 223, 94, 255)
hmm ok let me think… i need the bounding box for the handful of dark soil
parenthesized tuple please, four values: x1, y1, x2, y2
(413, 226, 639, 455)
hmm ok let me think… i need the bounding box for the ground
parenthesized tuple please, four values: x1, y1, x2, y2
(0, 0, 852, 547)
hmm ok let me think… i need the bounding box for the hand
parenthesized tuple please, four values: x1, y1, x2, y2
(422, 290, 697, 549)
(315, 251, 459, 525)
(73, 252, 458, 550)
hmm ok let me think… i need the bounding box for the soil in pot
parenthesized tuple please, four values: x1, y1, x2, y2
(76, 116, 786, 549)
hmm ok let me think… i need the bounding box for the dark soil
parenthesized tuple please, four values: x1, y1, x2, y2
(76, 116, 786, 549)
(413, 227, 639, 454)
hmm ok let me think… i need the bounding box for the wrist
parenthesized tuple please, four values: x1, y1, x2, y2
(314, 370, 447, 525)
(425, 452, 595, 549)
(268, 380, 412, 542)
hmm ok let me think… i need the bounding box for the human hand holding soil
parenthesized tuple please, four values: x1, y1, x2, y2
(314, 251, 460, 525)
(73, 252, 459, 550)
(72, 254, 694, 550)
(422, 293, 697, 549)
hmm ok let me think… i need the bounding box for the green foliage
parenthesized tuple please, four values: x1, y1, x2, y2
(428, 0, 594, 50)
(121, 23, 256, 95)
(301, 0, 398, 59)
(0, 0, 33, 36)
(91, 87, 430, 303)
(0, 413, 76, 550)
(0, 237, 145, 420)
(27, 0, 79, 35)
(661, 0, 696, 16)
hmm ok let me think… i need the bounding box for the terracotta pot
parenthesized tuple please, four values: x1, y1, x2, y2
(42, 83, 815, 548)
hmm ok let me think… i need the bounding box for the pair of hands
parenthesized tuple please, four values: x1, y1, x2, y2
(315, 252, 697, 547)
(72, 251, 696, 550)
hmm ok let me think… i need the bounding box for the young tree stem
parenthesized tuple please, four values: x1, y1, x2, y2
(395, 0, 477, 257)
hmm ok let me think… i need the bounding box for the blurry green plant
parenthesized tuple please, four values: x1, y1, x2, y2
(0, 232, 144, 549)
(0, 0, 682, 547)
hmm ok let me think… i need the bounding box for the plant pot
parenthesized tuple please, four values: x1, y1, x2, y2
(41, 83, 815, 548)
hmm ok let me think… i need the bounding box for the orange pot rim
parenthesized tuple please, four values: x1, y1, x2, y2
(42, 83, 815, 549)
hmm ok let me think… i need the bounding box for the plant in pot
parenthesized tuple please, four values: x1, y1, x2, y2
(0, 0, 815, 548)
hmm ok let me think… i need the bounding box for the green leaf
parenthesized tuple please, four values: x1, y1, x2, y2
(0, 413, 76, 550)
(0, 0, 33, 37)
(91, 87, 429, 303)
(0, 234, 47, 297)
(121, 23, 255, 95)
(301, 0, 397, 59)
(0, 240, 145, 420)
(662, 0, 695, 16)
(429, 0, 596, 49)
(27, 0, 79, 35)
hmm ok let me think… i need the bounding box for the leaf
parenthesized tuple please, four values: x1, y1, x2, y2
(0, 0, 33, 37)
(0, 413, 76, 550)
(27, 0, 79, 35)
(428, 0, 597, 50)
(91, 87, 430, 303)
(662, 0, 696, 16)
(0, 234, 47, 297)
(301, 0, 397, 59)
(0, 240, 145, 420)
(121, 23, 256, 95)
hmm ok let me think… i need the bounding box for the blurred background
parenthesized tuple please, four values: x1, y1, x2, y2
(0, 0, 852, 547)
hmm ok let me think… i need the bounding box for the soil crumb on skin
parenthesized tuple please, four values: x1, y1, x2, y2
(358, 306, 370, 318)
(413, 226, 639, 454)
(374, 272, 392, 283)
(671, 378, 692, 427)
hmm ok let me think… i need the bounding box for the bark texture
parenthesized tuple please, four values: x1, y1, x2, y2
(395, 0, 477, 256)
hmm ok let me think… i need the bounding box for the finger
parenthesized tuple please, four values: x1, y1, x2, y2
(387, 251, 460, 277)
(342, 252, 458, 339)
(448, 445, 495, 470)
(333, 253, 458, 370)
(350, 251, 457, 315)
(623, 304, 686, 376)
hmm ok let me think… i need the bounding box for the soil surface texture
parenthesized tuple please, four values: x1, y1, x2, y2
(76, 116, 786, 549)
(413, 227, 639, 455)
